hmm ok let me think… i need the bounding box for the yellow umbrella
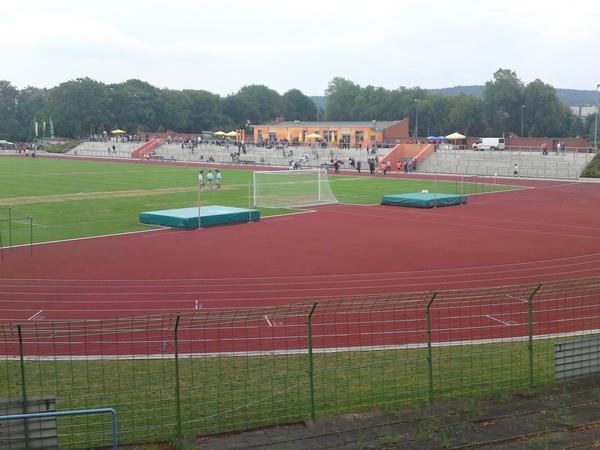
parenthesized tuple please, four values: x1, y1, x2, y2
(111, 129, 126, 134)
(213, 131, 226, 136)
(298, 133, 304, 142)
(306, 133, 322, 139)
(445, 132, 466, 140)
(226, 131, 238, 137)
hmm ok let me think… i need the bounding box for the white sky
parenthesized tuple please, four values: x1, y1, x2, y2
(1, 0, 598, 96)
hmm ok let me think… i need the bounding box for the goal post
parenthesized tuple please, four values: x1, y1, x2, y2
(253, 168, 338, 208)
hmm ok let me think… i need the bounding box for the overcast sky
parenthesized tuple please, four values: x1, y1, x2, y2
(2, 0, 598, 96)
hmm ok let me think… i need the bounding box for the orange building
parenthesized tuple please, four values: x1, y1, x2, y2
(251, 119, 409, 146)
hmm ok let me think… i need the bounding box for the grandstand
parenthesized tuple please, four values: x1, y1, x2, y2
(64, 139, 595, 179)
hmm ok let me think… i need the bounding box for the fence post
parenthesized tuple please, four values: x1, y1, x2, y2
(527, 283, 542, 387)
(173, 314, 182, 438)
(17, 324, 31, 448)
(425, 292, 438, 403)
(306, 302, 318, 420)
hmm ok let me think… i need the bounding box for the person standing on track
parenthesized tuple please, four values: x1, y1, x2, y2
(198, 170, 204, 190)
(513, 163, 519, 177)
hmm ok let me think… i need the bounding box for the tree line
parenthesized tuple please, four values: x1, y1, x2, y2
(0, 69, 595, 143)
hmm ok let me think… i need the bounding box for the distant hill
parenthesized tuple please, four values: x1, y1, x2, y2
(311, 96, 327, 111)
(428, 86, 597, 106)
(427, 85, 485, 98)
(311, 87, 598, 111)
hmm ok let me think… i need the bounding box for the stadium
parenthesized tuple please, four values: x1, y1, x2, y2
(1, 146, 599, 448)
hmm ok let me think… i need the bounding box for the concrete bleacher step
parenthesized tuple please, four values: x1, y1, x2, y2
(418, 150, 591, 179)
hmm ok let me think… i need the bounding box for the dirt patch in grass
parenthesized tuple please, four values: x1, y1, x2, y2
(0, 186, 235, 206)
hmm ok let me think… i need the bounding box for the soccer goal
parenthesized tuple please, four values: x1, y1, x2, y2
(0, 207, 33, 258)
(253, 169, 338, 208)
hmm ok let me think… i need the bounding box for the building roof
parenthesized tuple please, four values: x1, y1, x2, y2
(261, 120, 406, 129)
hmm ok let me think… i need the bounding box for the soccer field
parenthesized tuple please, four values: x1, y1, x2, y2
(0, 157, 517, 245)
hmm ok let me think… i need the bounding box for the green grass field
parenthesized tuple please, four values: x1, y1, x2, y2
(0, 157, 517, 245)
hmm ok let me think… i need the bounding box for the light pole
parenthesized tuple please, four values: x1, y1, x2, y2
(414, 99, 421, 138)
(595, 85, 599, 150)
(520, 105, 525, 137)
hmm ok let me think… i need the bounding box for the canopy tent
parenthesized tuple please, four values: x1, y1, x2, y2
(445, 132, 466, 140)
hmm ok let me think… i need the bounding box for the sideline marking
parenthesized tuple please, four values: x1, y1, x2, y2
(28, 310, 44, 321)
(506, 294, 527, 303)
(486, 315, 518, 326)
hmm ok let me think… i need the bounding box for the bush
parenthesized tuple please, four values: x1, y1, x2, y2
(44, 141, 82, 153)
(580, 152, 600, 178)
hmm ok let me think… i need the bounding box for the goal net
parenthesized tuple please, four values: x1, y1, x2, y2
(253, 169, 338, 208)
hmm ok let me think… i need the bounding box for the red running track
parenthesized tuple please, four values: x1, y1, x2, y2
(1, 178, 599, 325)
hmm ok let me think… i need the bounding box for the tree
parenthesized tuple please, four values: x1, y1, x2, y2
(185, 90, 225, 132)
(223, 93, 260, 130)
(282, 89, 317, 122)
(108, 79, 159, 133)
(0, 80, 20, 140)
(156, 89, 192, 132)
(419, 94, 449, 136)
(446, 93, 486, 137)
(47, 78, 112, 137)
(16, 86, 49, 141)
(483, 69, 524, 135)
(351, 85, 390, 121)
(324, 77, 361, 121)
(235, 85, 283, 125)
(523, 79, 571, 137)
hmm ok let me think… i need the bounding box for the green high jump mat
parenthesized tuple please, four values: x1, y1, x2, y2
(381, 192, 467, 208)
(140, 205, 260, 229)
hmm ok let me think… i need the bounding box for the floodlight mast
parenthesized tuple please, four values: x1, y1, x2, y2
(595, 84, 599, 151)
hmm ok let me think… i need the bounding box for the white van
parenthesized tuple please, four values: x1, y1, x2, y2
(472, 138, 505, 151)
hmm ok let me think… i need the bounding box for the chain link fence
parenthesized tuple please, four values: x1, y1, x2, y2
(1, 276, 598, 448)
